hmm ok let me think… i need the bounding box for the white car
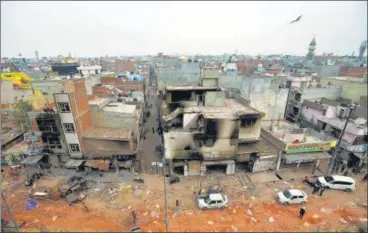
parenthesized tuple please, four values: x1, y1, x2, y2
(197, 193, 228, 210)
(317, 175, 356, 192)
(277, 189, 308, 205)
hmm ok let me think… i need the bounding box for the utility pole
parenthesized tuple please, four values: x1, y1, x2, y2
(328, 104, 357, 175)
(1, 190, 19, 232)
(162, 157, 169, 232)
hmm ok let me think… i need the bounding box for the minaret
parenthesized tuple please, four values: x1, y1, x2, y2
(306, 37, 316, 61)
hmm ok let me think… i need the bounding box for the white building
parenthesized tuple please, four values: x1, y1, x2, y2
(77, 65, 102, 76)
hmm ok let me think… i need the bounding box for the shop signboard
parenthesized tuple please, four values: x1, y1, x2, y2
(285, 141, 336, 154)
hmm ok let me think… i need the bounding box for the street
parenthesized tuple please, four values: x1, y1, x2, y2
(1, 172, 367, 232)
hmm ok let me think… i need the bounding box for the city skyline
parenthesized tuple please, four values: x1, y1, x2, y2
(1, 1, 367, 57)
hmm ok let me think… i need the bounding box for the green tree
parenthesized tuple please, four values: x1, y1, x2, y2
(10, 96, 32, 132)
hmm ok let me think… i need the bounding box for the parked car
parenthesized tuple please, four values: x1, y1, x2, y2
(277, 189, 308, 205)
(197, 193, 228, 210)
(317, 175, 356, 192)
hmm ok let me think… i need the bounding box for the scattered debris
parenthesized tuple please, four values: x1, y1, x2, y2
(250, 196, 256, 200)
(133, 178, 145, 183)
(251, 217, 257, 222)
(58, 176, 89, 198)
(65, 193, 86, 206)
(169, 176, 180, 184)
(25, 199, 38, 211)
(313, 214, 320, 218)
(151, 211, 159, 219)
(208, 221, 214, 225)
(340, 218, 348, 224)
(52, 216, 57, 222)
(304, 222, 310, 226)
(247, 209, 253, 216)
(28, 187, 51, 200)
(131, 227, 141, 232)
(268, 216, 275, 223)
(359, 218, 367, 222)
(346, 202, 357, 207)
(25, 172, 44, 186)
(231, 225, 238, 232)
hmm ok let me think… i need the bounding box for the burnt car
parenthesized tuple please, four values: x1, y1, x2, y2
(25, 172, 44, 186)
(65, 193, 87, 206)
(58, 176, 89, 197)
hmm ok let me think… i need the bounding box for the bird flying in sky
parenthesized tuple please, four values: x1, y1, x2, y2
(290, 15, 303, 24)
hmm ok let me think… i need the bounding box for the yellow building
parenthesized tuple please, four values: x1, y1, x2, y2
(0, 72, 32, 89)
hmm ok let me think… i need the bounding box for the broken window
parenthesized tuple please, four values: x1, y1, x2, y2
(194, 140, 204, 147)
(63, 123, 75, 133)
(240, 118, 257, 128)
(69, 143, 80, 153)
(230, 138, 238, 146)
(295, 93, 302, 102)
(322, 108, 327, 116)
(205, 138, 214, 147)
(184, 145, 191, 150)
(57, 102, 71, 113)
(171, 91, 192, 102)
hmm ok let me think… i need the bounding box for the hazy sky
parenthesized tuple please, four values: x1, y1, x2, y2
(1, 1, 367, 57)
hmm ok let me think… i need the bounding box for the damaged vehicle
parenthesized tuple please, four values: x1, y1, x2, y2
(25, 172, 44, 186)
(197, 193, 228, 210)
(65, 193, 87, 206)
(58, 175, 90, 198)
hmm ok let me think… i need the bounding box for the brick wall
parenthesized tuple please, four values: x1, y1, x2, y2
(68, 79, 93, 147)
(92, 86, 114, 98)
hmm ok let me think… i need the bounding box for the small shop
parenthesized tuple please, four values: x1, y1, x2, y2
(278, 141, 335, 170)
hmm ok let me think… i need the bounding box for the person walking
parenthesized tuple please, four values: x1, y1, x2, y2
(362, 173, 368, 183)
(319, 186, 326, 196)
(176, 199, 180, 212)
(299, 207, 306, 219)
(132, 211, 137, 224)
(343, 169, 350, 177)
(312, 183, 320, 194)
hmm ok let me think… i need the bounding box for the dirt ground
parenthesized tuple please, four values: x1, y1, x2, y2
(1, 169, 367, 232)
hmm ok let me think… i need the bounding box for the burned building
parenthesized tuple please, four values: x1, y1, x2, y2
(161, 83, 267, 176)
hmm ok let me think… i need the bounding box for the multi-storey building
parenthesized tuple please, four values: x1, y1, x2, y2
(161, 79, 272, 176)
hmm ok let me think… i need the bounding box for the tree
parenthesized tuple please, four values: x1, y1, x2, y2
(10, 96, 33, 132)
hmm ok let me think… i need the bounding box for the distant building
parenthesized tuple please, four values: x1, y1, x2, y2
(51, 58, 79, 76)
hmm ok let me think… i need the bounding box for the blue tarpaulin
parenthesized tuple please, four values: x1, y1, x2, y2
(25, 199, 37, 211)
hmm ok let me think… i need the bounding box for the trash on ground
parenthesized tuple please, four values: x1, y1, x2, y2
(208, 221, 214, 225)
(247, 209, 253, 216)
(25, 199, 38, 211)
(231, 225, 238, 232)
(269, 216, 275, 223)
(133, 178, 145, 183)
(52, 216, 57, 222)
(340, 218, 347, 224)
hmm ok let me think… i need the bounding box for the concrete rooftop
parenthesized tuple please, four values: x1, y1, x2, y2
(102, 103, 136, 114)
(83, 127, 132, 141)
(261, 120, 334, 144)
